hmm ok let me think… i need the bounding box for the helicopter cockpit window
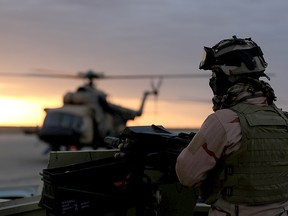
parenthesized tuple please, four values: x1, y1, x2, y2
(43, 112, 83, 130)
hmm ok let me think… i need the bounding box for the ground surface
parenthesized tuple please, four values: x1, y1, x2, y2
(0, 133, 49, 195)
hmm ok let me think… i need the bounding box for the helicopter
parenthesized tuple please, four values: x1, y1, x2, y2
(1, 69, 208, 151)
(37, 70, 165, 151)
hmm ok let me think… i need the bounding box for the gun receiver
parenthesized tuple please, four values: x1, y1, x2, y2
(106, 125, 195, 173)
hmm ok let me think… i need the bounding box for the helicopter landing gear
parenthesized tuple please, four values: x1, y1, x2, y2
(44, 144, 80, 153)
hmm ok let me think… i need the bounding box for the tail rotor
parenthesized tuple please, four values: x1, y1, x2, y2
(150, 78, 163, 114)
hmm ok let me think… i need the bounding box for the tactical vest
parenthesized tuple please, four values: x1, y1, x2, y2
(202, 103, 288, 205)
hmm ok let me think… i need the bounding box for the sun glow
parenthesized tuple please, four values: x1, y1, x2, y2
(0, 97, 61, 127)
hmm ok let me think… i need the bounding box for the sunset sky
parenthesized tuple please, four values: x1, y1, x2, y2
(0, 1, 288, 129)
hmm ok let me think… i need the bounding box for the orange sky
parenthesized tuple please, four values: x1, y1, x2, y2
(0, 85, 212, 129)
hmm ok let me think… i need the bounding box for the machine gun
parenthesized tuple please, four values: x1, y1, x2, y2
(105, 125, 195, 175)
(41, 125, 198, 216)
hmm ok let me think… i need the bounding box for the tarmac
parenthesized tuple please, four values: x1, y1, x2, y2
(0, 131, 49, 196)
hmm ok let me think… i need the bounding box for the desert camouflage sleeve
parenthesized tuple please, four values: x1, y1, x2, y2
(175, 109, 241, 187)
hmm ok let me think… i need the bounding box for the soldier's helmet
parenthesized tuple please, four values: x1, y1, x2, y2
(199, 35, 268, 77)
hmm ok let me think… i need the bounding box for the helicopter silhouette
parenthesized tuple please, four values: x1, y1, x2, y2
(36, 70, 167, 151)
(1, 69, 208, 151)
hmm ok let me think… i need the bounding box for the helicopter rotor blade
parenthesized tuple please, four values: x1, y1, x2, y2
(0, 71, 210, 81)
(33, 69, 206, 80)
(0, 72, 79, 79)
(0, 68, 276, 80)
(102, 73, 209, 79)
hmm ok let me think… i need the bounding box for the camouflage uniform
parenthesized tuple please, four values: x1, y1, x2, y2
(176, 95, 288, 216)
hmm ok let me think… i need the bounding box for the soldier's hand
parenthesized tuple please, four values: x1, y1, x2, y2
(114, 138, 131, 159)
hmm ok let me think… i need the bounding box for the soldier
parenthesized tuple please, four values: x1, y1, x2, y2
(176, 36, 288, 215)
